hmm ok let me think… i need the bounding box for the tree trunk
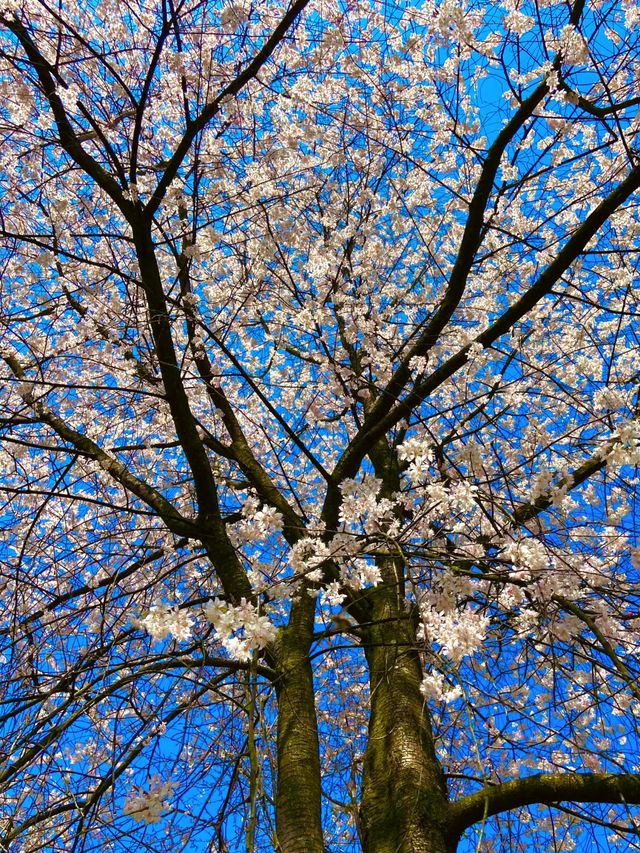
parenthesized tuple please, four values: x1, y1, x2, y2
(360, 589, 453, 853)
(274, 597, 324, 853)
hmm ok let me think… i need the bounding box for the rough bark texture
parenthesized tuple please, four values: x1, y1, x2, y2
(448, 772, 640, 837)
(360, 589, 453, 853)
(274, 599, 325, 853)
(353, 439, 453, 853)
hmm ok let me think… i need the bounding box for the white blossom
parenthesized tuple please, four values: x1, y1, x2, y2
(123, 776, 173, 824)
(203, 598, 278, 661)
(135, 604, 193, 643)
(220, 1, 250, 32)
(504, 10, 534, 35)
(420, 605, 490, 663)
(321, 581, 346, 608)
(557, 24, 589, 64)
(420, 671, 462, 704)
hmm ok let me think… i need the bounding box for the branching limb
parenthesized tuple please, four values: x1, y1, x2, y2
(448, 772, 640, 839)
(3, 353, 194, 537)
(364, 81, 550, 427)
(1, 15, 129, 208)
(145, 0, 312, 215)
(332, 161, 640, 486)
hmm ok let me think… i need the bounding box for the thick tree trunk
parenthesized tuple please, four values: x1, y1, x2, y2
(356, 439, 453, 852)
(274, 598, 324, 853)
(360, 589, 453, 853)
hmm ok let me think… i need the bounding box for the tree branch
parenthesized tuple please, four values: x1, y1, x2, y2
(145, 0, 311, 215)
(3, 353, 194, 537)
(2, 15, 129, 209)
(448, 772, 640, 838)
(363, 80, 549, 428)
(332, 161, 640, 488)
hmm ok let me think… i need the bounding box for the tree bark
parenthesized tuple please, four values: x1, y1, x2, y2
(360, 588, 453, 853)
(448, 772, 640, 838)
(274, 596, 324, 853)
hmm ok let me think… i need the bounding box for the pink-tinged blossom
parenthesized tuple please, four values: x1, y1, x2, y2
(134, 604, 194, 643)
(203, 598, 277, 661)
(556, 24, 589, 64)
(504, 10, 534, 35)
(623, 0, 640, 28)
(123, 777, 173, 825)
(503, 538, 554, 577)
(420, 671, 463, 704)
(608, 421, 640, 467)
(419, 605, 490, 663)
(321, 581, 346, 608)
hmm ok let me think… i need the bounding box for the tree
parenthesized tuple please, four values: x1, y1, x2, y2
(1, 0, 640, 848)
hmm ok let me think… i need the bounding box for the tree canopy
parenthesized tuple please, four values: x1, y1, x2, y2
(2, 0, 640, 850)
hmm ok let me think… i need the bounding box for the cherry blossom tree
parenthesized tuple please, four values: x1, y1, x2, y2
(2, 0, 640, 849)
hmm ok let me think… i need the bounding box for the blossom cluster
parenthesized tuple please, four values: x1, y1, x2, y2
(419, 604, 490, 664)
(203, 598, 278, 661)
(134, 603, 194, 643)
(123, 776, 173, 825)
(420, 671, 463, 705)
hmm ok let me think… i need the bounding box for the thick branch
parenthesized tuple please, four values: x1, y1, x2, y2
(364, 81, 549, 428)
(2, 16, 128, 209)
(274, 593, 324, 853)
(448, 773, 640, 837)
(145, 0, 311, 215)
(356, 0, 586, 448)
(132, 221, 220, 520)
(130, 223, 251, 606)
(177, 248, 306, 544)
(331, 162, 640, 489)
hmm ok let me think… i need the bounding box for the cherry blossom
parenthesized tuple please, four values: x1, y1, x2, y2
(1, 0, 640, 849)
